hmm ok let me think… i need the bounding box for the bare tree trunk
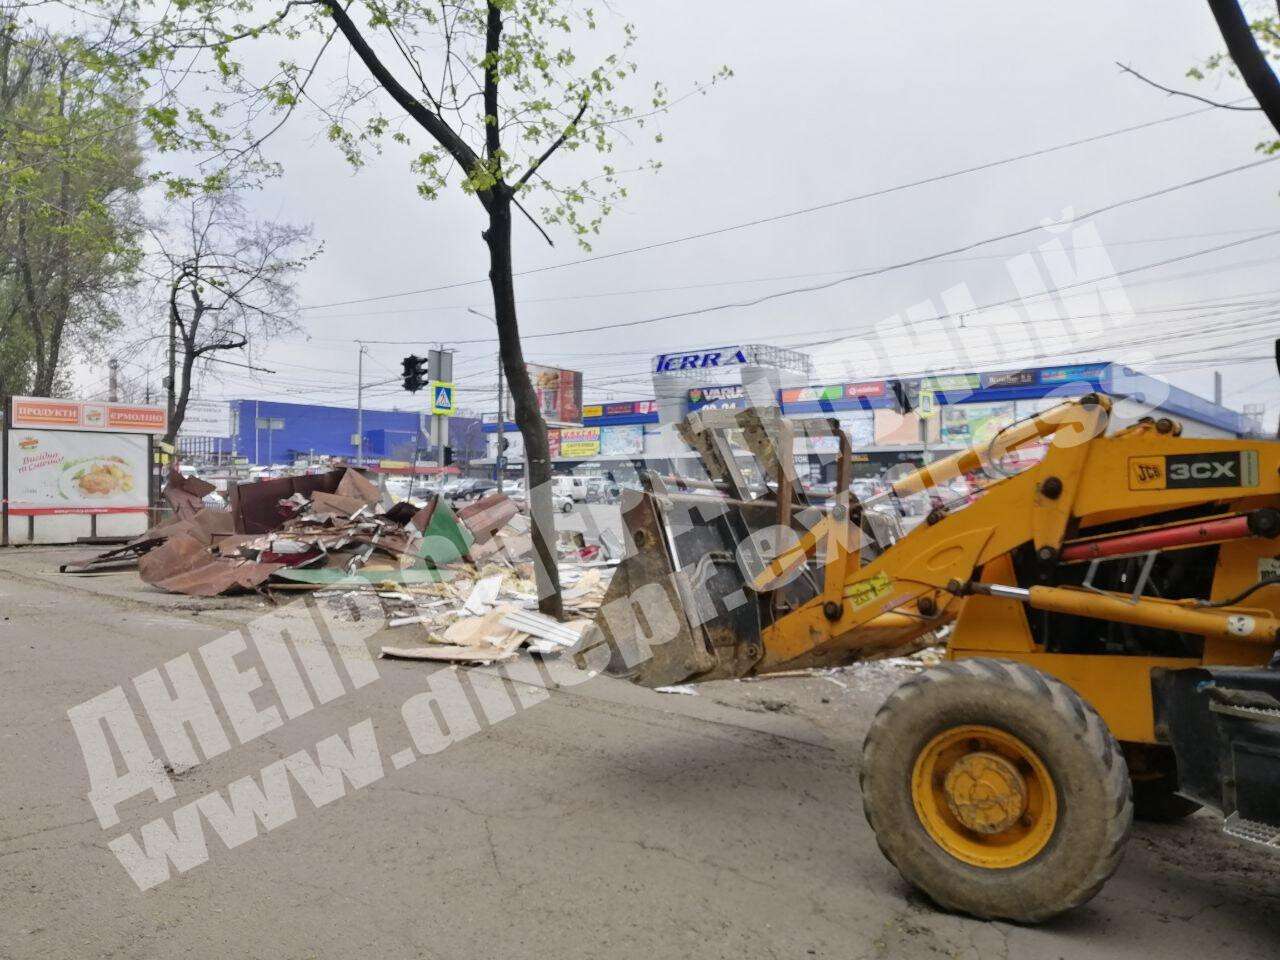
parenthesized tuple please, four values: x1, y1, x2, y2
(1207, 0, 1280, 134)
(164, 338, 197, 449)
(483, 193, 563, 618)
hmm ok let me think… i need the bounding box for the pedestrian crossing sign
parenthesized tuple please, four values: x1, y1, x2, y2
(430, 381, 456, 415)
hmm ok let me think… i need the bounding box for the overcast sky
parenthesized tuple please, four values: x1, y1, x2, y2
(86, 1, 1280, 427)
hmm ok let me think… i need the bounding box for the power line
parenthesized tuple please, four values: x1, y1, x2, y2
(296, 100, 1250, 312)
(290, 225, 1280, 323)
(375, 195, 1280, 349)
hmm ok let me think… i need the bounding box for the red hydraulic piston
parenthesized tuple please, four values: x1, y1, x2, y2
(1060, 514, 1254, 563)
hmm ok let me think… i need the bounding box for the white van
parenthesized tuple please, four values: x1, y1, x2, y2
(551, 475, 590, 502)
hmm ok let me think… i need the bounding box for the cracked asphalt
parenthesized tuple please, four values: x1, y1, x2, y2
(1, 545, 1278, 959)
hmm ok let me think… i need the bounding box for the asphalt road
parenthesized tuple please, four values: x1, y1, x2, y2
(1, 545, 1278, 960)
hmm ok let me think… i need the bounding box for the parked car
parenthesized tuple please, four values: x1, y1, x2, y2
(458, 479, 498, 501)
(583, 477, 612, 503)
(505, 480, 573, 513)
(551, 475, 590, 502)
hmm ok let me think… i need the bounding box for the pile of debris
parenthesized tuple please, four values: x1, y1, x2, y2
(374, 564, 609, 664)
(63, 467, 617, 662)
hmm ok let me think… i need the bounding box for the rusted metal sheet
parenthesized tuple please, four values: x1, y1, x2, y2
(336, 468, 382, 504)
(139, 531, 283, 596)
(163, 470, 216, 520)
(229, 467, 347, 534)
(458, 493, 518, 546)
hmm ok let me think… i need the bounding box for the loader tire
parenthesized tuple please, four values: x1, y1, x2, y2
(860, 658, 1132, 923)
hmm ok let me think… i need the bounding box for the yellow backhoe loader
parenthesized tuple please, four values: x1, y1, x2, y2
(576, 391, 1280, 922)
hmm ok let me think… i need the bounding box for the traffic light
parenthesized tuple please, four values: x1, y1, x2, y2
(442, 445, 454, 466)
(401, 355, 428, 392)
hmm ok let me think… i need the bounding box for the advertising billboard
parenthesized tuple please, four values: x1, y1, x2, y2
(559, 426, 601, 458)
(6, 429, 149, 515)
(527, 365, 583, 425)
(600, 424, 644, 456)
(179, 399, 233, 438)
(940, 402, 1017, 446)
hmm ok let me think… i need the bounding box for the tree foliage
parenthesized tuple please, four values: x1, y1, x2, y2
(0, 12, 145, 396)
(26, 0, 726, 613)
(87, 0, 727, 247)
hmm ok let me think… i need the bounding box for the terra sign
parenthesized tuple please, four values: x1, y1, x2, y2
(653, 345, 753, 373)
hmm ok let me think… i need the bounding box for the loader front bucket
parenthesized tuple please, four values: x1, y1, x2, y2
(576, 477, 766, 688)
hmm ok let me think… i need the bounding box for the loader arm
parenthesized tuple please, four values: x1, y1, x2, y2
(580, 392, 1280, 688)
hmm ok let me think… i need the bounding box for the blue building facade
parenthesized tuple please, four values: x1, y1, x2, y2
(230, 399, 484, 466)
(481, 361, 1252, 440)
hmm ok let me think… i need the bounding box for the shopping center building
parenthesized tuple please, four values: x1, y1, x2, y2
(481, 352, 1259, 483)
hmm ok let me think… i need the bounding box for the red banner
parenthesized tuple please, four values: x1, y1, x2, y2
(10, 396, 167, 434)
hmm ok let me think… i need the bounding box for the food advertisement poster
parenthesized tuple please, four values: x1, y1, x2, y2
(6, 429, 148, 514)
(527, 365, 583, 425)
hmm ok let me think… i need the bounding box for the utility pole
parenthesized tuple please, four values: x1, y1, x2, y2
(467, 308, 504, 491)
(108, 360, 119, 402)
(495, 361, 505, 492)
(427, 347, 453, 468)
(166, 305, 177, 425)
(356, 343, 367, 465)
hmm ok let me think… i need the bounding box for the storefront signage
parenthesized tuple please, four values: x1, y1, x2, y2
(781, 384, 844, 405)
(687, 385, 746, 411)
(980, 369, 1037, 389)
(921, 374, 979, 394)
(654, 345, 752, 374)
(1039, 363, 1109, 384)
(11, 396, 167, 434)
(845, 381, 886, 398)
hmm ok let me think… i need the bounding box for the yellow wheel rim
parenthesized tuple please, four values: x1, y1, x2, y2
(911, 724, 1058, 869)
